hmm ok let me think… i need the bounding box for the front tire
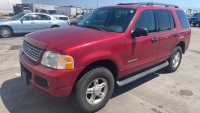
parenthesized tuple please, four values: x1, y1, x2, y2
(165, 46, 182, 72)
(71, 67, 114, 113)
(0, 26, 13, 38)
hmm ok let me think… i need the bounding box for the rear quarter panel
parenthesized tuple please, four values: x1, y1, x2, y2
(172, 9, 191, 51)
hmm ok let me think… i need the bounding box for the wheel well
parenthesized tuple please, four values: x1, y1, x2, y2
(0, 25, 13, 33)
(75, 60, 118, 83)
(51, 25, 60, 28)
(176, 41, 185, 54)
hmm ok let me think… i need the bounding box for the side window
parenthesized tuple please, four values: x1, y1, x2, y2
(36, 14, 51, 20)
(23, 15, 37, 20)
(176, 10, 190, 29)
(134, 10, 156, 33)
(168, 11, 175, 29)
(157, 10, 171, 31)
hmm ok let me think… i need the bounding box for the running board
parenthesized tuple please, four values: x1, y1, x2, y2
(116, 61, 169, 87)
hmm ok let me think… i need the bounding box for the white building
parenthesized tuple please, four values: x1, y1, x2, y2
(0, 0, 22, 15)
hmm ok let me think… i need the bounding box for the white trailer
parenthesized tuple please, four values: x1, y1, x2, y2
(0, 0, 22, 15)
(29, 4, 57, 12)
(55, 6, 76, 16)
(76, 7, 81, 15)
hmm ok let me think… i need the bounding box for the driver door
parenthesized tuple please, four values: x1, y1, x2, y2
(125, 10, 159, 75)
(17, 14, 37, 33)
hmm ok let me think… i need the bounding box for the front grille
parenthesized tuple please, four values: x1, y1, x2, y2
(35, 76, 49, 89)
(59, 17, 68, 20)
(23, 41, 43, 61)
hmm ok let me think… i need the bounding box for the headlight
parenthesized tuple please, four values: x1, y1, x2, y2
(41, 51, 74, 70)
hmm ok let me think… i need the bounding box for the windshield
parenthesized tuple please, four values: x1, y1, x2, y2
(10, 13, 25, 20)
(78, 8, 136, 33)
(47, 10, 61, 15)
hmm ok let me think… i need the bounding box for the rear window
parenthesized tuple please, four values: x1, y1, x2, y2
(176, 10, 190, 29)
(157, 10, 171, 31)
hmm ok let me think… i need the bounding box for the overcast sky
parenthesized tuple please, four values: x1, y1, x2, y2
(23, 0, 200, 9)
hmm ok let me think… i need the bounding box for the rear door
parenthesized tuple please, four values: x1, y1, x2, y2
(155, 10, 179, 63)
(34, 14, 53, 30)
(125, 10, 159, 75)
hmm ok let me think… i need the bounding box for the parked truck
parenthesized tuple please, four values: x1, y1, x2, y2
(29, 4, 56, 12)
(13, 4, 31, 15)
(55, 6, 77, 16)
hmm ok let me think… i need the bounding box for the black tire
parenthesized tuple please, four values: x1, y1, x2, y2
(0, 26, 13, 38)
(71, 67, 115, 113)
(193, 23, 196, 27)
(165, 46, 182, 72)
(51, 25, 60, 28)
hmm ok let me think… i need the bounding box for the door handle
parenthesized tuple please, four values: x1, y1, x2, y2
(174, 33, 179, 37)
(151, 37, 158, 42)
(31, 21, 35, 24)
(48, 22, 52, 23)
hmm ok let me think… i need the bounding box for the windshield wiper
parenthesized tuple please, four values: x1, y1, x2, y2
(82, 25, 105, 31)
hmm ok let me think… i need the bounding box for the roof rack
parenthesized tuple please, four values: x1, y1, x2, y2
(117, 2, 179, 8)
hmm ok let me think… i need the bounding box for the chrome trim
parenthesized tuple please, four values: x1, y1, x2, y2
(23, 41, 42, 61)
(128, 59, 138, 63)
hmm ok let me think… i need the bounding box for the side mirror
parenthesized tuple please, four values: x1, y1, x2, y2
(131, 28, 148, 38)
(20, 18, 26, 21)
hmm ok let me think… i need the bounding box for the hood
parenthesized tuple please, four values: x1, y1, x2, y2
(25, 26, 117, 52)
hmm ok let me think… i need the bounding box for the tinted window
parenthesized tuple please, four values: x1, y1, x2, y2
(176, 10, 190, 29)
(168, 11, 175, 29)
(23, 15, 37, 20)
(41, 10, 47, 14)
(36, 14, 51, 20)
(157, 10, 171, 31)
(134, 10, 156, 33)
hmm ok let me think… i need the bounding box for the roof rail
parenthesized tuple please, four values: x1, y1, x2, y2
(117, 2, 179, 8)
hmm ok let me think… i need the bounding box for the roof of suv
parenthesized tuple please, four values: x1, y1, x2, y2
(101, 2, 180, 10)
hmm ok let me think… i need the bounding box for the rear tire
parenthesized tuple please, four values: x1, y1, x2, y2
(71, 67, 114, 113)
(0, 26, 13, 38)
(165, 46, 182, 72)
(51, 25, 60, 28)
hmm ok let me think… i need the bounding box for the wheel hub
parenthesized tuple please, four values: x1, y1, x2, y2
(86, 78, 108, 105)
(172, 52, 180, 68)
(1, 28, 10, 37)
(3, 30, 8, 34)
(94, 86, 101, 96)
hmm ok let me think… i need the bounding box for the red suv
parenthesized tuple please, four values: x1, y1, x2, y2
(19, 2, 191, 113)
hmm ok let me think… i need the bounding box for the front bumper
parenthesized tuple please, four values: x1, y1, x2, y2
(190, 20, 200, 24)
(19, 52, 84, 97)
